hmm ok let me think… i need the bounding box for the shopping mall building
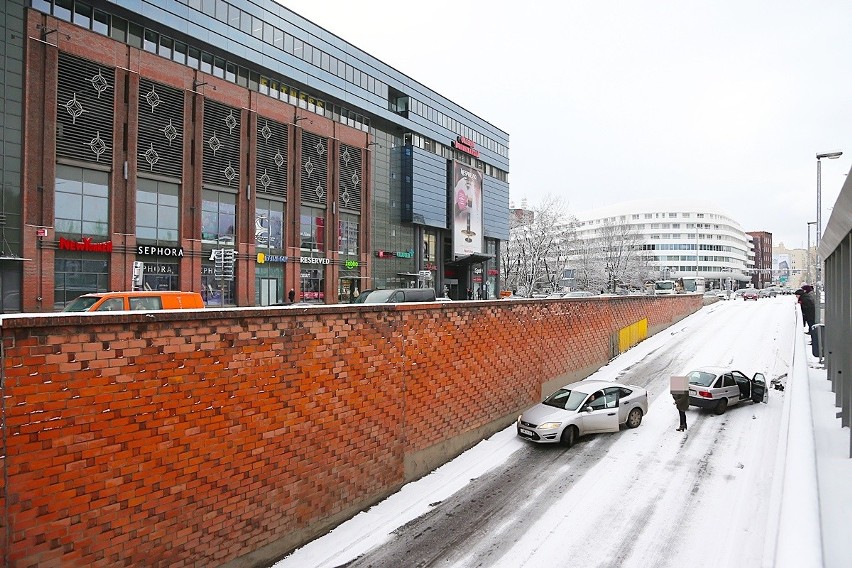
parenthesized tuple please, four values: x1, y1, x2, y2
(0, 0, 510, 312)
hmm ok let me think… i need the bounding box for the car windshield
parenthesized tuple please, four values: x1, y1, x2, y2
(62, 296, 100, 312)
(687, 370, 717, 387)
(542, 388, 588, 411)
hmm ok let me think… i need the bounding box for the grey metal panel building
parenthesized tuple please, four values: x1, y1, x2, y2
(817, 164, 852, 456)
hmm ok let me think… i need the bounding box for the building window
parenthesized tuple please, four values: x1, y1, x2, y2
(338, 213, 359, 256)
(74, 2, 92, 29)
(54, 257, 109, 310)
(300, 206, 325, 252)
(54, 165, 109, 237)
(201, 189, 236, 245)
(255, 198, 284, 250)
(136, 178, 179, 242)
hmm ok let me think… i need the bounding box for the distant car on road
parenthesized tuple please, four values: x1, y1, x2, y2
(686, 366, 767, 415)
(517, 380, 648, 447)
(741, 289, 759, 301)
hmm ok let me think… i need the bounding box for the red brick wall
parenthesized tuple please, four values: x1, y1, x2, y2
(0, 295, 699, 567)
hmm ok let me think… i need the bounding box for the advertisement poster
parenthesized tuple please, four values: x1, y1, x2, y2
(451, 162, 483, 256)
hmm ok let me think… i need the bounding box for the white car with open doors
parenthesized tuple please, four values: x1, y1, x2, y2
(516, 380, 648, 447)
(686, 366, 767, 415)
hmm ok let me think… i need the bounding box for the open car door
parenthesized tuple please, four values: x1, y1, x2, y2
(751, 372, 767, 403)
(581, 389, 621, 433)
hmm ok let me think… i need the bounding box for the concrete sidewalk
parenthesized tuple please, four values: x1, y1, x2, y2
(808, 350, 852, 568)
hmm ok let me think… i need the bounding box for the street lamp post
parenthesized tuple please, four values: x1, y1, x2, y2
(806, 221, 817, 286)
(815, 151, 842, 324)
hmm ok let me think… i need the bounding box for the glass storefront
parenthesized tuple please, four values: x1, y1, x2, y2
(54, 255, 109, 310)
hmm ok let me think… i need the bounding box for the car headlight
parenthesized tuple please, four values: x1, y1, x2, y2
(538, 422, 561, 430)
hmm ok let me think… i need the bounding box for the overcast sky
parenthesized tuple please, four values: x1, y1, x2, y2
(281, 0, 852, 249)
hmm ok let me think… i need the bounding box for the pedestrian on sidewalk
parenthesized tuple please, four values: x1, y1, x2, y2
(795, 288, 815, 333)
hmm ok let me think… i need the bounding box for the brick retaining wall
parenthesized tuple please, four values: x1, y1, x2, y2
(0, 295, 699, 567)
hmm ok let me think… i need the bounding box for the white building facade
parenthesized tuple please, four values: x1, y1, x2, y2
(573, 199, 754, 290)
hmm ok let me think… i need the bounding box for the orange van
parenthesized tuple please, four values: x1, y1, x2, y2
(62, 291, 205, 312)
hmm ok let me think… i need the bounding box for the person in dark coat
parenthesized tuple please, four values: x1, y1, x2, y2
(672, 391, 689, 431)
(288, 289, 296, 303)
(795, 288, 815, 332)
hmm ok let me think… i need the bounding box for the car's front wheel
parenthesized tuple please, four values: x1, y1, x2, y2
(561, 425, 578, 448)
(714, 398, 728, 415)
(626, 407, 643, 428)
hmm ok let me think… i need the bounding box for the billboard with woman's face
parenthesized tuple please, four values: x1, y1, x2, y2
(451, 162, 483, 256)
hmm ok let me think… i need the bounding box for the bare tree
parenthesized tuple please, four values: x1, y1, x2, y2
(503, 196, 576, 296)
(572, 217, 644, 292)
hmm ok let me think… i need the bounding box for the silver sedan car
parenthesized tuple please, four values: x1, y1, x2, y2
(516, 380, 648, 447)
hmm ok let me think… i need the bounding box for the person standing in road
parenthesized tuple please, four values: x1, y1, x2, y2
(672, 391, 689, 431)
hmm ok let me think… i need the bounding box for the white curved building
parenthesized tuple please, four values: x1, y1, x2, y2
(574, 199, 754, 288)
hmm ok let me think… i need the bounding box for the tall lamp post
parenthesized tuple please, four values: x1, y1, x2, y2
(806, 221, 817, 286)
(815, 151, 843, 324)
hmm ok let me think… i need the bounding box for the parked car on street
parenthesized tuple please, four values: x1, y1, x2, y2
(686, 366, 767, 415)
(63, 290, 205, 312)
(517, 380, 648, 447)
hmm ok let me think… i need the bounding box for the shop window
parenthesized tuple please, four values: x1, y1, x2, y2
(54, 257, 109, 310)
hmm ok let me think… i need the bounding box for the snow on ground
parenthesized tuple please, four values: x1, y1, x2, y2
(274, 298, 850, 568)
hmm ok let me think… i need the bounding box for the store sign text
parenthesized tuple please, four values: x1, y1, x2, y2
(300, 256, 331, 264)
(344, 260, 360, 269)
(452, 135, 480, 158)
(375, 249, 415, 259)
(257, 253, 289, 264)
(137, 245, 184, 257)
(59, 237, 112, 253)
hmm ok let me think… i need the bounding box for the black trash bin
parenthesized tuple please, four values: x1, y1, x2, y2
(811, 323, 825, 359)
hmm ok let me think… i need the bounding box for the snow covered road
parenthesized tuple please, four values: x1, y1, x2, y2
(275, 297, 798, 568)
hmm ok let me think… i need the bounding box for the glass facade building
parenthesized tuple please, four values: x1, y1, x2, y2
(1, 0, 510, 312)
